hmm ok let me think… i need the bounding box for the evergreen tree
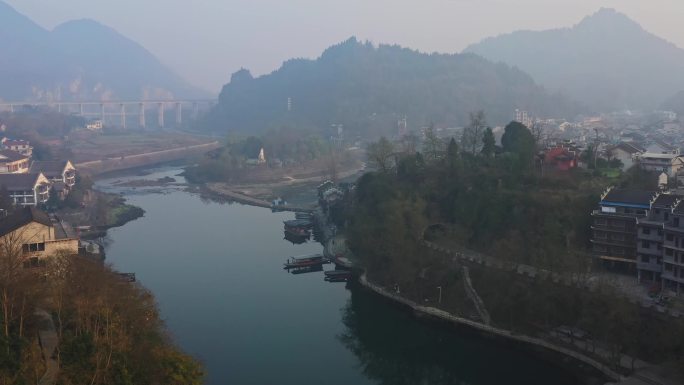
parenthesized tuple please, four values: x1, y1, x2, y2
(481, 127, 496, 157)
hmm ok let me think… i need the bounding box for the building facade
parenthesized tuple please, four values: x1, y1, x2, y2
(0, 173, 51, 206)
(591, 188, 656, 270)
(0, 207, 79, 267)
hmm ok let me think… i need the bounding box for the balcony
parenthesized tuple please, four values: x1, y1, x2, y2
(637, 244, 662, 256)
(592, 210, 641, 219)
(636, 231, 663, 242)
(662, 271, 684, 284)
(664, 224, 684, 233)
(637, 261, 662, 273)
(591, 225, 633, 234)
(591, 238, 634, 248)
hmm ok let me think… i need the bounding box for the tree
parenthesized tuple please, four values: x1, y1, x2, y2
(367, 137, 395, 172)
(481, 127, 496, 158)
(501, 121, 536, 173)
(461, 111, 487, 155)
(422, 124, 444, 162)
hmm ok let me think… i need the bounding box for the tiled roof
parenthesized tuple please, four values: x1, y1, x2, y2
(652, 194, 681, 208)
(612, 142, 645, 154)
(0, 207, 52, 237)
(0, 150, 28, 162)
(29, 161, 68, 177)
(601, 189, 656, 206)
(0, 173, 42, 190)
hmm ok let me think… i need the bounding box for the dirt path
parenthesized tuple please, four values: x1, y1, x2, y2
(35, 309, 59, 385)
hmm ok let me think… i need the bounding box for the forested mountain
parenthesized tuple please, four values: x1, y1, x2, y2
(465, 8, 684, 111)
(0, 1, 207, 101)
(202, 38, 581, 136)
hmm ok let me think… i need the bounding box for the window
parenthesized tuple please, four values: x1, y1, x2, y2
(595, 231, 607, 239)
(658, 243, 662, 250)
(612, 233, 625, 241)
(676, 217, 680, 227)
(665, 213, 670, 221)
(21, 243, 45, 253)
(643, 228, 651, 235)
(658, 229, 663, 236)
(641, 255, 650, 263)
(667, 234, 674, 241)
(595, 218, 607, 226)
(656, 209, 661, 214)
(666, 264, 673, 272)
(666, 248, 674, 256)
(642, 240, 650, 248)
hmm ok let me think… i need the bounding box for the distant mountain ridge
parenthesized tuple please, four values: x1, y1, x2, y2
(0, 1, 208, 101)
(203, 38, 581, 135)
(464, 8, 684, 111)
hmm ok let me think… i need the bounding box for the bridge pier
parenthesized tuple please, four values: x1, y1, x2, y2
(158, 103, 164, 128)
(79, 103, 84, 117)
(193, 102, 199, 119)
(176, 102, 182, 126)
(100, 104, 105, 125)
(120, 104, 126, 129)
(139, 103, 146, 129)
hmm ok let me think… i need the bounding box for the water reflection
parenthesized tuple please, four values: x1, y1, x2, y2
(340, 286, 592, 385)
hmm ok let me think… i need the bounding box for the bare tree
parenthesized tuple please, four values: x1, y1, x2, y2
(422, 125, 445, 162)
(530, 121, 547, 147)
(461, 111, 487, 155)
(367, 137, 395, 172)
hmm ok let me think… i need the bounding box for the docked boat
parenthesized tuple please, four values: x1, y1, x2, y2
(284, 226, 310, 237)
(284, 231, 309, 244)
(283, 219, 313, 229)
(290, 265, 323, 275)
(324, 270, 352, 277)
(295, 212, 313, 220)
(284, 254, 326, 269)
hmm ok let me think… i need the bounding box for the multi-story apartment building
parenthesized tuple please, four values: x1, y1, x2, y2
(592, 188, 684, 294)
(636, 194, 681, 282)
(591, 188, 657, 271)
(663, 201, 684, 294)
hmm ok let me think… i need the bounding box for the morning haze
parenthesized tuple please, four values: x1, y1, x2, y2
(5, 0, 684, 93)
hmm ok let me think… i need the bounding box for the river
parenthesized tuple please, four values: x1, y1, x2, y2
(95, 166, 600, 385)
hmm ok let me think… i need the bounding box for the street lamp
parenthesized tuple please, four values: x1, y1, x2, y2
(437, 286, 442, 304)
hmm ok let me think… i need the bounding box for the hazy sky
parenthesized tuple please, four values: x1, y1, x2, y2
(6, 0, 683, 94)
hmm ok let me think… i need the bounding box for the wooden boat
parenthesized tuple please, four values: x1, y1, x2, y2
(295, 212, 313, 220)
(284, 232, 309, 244)
(284, 226, 310, 237)
(325, 274, 351, 282)
(284, 254, 325, 269)
(290, 265, 323, 275)
(324, 270, 352, 277)
(283, 219, 313, 229)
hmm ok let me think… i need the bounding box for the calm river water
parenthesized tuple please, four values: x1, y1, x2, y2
(96, 166, 597, 385)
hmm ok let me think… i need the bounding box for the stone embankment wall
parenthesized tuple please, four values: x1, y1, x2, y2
(77, 142, 221, 177)
(358, 273, 622, 382)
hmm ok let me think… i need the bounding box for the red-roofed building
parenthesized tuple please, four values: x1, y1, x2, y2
(544, 147, 578, 171)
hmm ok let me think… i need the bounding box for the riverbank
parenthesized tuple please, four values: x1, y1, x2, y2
(77, 141, 221, 177)
(357, 273, 620, 383)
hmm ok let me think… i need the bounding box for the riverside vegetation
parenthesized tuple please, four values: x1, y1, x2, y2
(341, 115, 684, 373)
(0, 251, 203, 385)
